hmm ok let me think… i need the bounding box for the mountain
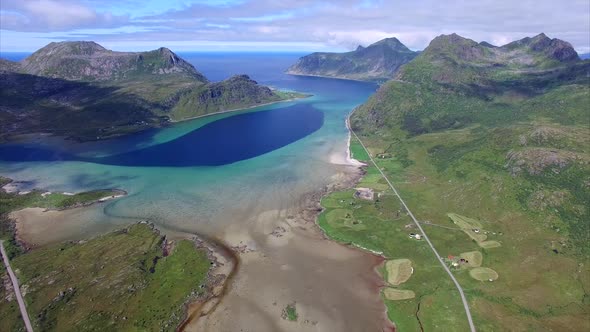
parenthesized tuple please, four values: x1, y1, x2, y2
(0, 42, 301, 142)
(286, 37, 418, 82)
(345, 33, 590, 329)
(580, 53, 590, 60)
(19, 41, 207, 82)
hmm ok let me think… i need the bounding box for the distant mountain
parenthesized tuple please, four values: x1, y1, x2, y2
(19, 41, 207, 82)
(286, 37, 418, 82)
(580, 53, 590, 60)
(0, 42, 300, 142)
(396, 33, 582, 86)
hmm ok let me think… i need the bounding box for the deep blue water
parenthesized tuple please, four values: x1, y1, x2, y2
(0, 104, 323, 166)
(0, 52, 29, 62)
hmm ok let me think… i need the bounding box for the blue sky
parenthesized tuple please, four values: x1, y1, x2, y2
(1, 0, 589, 53)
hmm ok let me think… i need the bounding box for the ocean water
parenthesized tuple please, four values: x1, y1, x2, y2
(0, 52, 377, 237)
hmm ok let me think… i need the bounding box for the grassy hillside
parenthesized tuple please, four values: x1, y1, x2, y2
(321, 33, 590, 330)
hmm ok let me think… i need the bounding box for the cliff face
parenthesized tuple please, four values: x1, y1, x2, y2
(286, 37, 418, 82)
(0, 42, 294, 142)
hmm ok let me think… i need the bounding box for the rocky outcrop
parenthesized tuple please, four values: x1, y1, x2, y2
(505, 148, 587, 176)
(503, 33, 580, 62)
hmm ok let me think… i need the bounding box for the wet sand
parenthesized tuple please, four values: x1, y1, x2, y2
(11, 144, 393, 332)
(11, 207, 137, 248)
(184, 152, 393, 332)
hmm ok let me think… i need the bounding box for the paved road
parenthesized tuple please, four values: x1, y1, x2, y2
(0, 240, 34, 332)
(349, 123, 477, 332)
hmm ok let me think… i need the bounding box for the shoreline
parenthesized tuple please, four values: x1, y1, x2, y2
(178, 233, 238, 330)
(185, 135, 394, 331)
(286, 71, 385, 84)
(168, 94, 310, 124)
(345, 116, 367, 167)
(305, 158, 395, 331)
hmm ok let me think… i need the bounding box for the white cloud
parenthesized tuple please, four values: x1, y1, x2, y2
(0, 0, 128, 31)
(1, 0, 588, 52)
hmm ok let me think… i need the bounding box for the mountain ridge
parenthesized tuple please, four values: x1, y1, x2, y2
(286, 37, 418, 82)
(14, 41, 207, 82)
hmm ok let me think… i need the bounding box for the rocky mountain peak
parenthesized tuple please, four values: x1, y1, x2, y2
(35, 41, 107, 57)
(370, 37, 411, 52)
(287, 36, 417, 81)
(504, 33, 579, 62)
(424, 34, 483, 61)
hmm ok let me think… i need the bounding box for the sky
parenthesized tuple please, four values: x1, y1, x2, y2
(1, 0, 589, 53)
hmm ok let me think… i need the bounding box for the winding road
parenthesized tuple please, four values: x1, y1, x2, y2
(348, 117, 477, 332)
(0, 240, 34, 332)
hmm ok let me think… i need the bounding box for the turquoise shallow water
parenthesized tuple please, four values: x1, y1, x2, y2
(0, 53, 377, 239)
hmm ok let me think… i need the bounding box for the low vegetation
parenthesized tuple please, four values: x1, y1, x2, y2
(282, 302, 298, 322)
(383, 288, 416, 301)
(2, 223, 210, 331)
(385, 259, 413, 286)
(469, 267, 499, 282)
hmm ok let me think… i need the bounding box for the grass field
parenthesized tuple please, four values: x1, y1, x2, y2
(385, 259, 413, 286)
(1, 223, 211, 332)
(460, 251, 483, 268)
(383, 288, 416, 301)
(448, 213, 501, 248)
(469, 267, 499, 281)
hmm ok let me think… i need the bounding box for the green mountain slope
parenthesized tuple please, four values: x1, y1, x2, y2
(0, 42, 300, 142)
(19, 41, 207, 82)
(286, 37, 418, 82)
(325, 33, 590, 330)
